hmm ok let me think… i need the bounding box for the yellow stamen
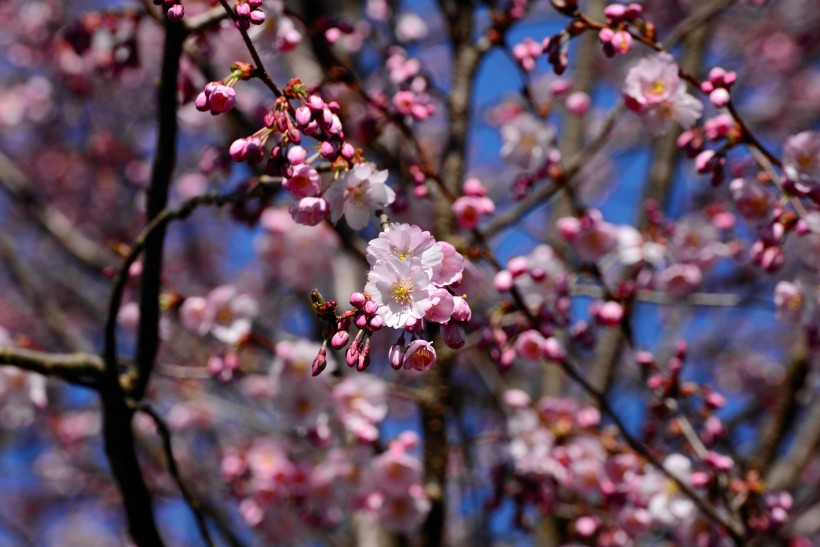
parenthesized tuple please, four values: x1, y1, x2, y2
(647, 79, 666, 96)
(390, 278, 414, 305)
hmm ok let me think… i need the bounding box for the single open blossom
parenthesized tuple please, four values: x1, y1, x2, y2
(783, 130, 820, 192)
(283, 164, 321, 198)
(199, 285, 258, 344)
(364, 256, 434, 328)
(730, 177, 774, 225)
(642, 454, 697, 527)
(623, 52, 703, 135)
(558, 210, 619, 262)
(500, 113, 556, 171)
(366, 223, 442, 272)
(324, 163, 395, 230)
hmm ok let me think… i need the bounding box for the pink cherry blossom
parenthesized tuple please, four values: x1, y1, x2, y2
(324, 163, 395, 230)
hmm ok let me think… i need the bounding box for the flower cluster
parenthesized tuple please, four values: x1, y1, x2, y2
(318, 223, 469, 375)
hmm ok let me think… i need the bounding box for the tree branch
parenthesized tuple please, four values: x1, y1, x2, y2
(0, 346, 102, 388)
(139, 404, 215, 547)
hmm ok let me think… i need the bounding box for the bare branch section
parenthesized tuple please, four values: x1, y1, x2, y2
(0, 231, 93, 353)
(0, 150, 117, 272)
(0, 346, 103, 388)
(139, 404, 215, 547)
(131, 20, 186, 401)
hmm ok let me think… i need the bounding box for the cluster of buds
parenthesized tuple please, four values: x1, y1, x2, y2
(153, 0, 184, 22)
(196, 63, 254, 116)
(543, 32, 569, 75)
(386, 48, 435, 122)
(228, 80, 360, 183)
(329, 292, 384, 372)
(293, 93, 343, 140)
(512, 37, 543, 72)
(701, 67, 737, 108)
(234, 0, 265, 30)
(392, 89, 434, 122)
(749, 208, 796, 273)
(597, 3, 645, 57)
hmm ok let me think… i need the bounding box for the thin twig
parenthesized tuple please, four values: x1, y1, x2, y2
(139, 404, 215, 547)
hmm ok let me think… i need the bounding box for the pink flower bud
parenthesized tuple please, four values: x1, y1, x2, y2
(503, 389, 531, 408)
(451, 296, 472, 322)
(229, 138, 249, 162)
(340, 142, 355, 160)
(611, 30, 633, 55)
(389, 343, 404, 369)
(331, 330, 350, 349)
(565, 91, 591, 116)
(363, 299, 378, 316)
(167, 3, 184, 22)
(368, 314, 384, 330)
(556, 216, 581, 240)
(598, 27, 614, 44)
(708, 66, 726, 85)
(306, 94, 325, 111)
(515, 330, 545, 361)
(507, 256, 529, 277)
(312, 347, 327, 376)
(345, 341, 359, 367)
(209, 85, 236, 115)
(287, 145, 307, 165)
(236, 3, 251, 17)
(463, 177, 487, 196)
(709, 88, 730, 108)
(543, 337, 566, 362)
(604, 3, 627, 22)
(294, 105, 312, 127)
(249, 9, 265, 25)
(494, 270, 514, 292)
(350, 292, 366, 308)
(595, 301, 624, 327)
(549, 79, 572, 96)
(695, 150, 717, 173)
(442, 321, 465, 349)
(320, 140, 339, 160)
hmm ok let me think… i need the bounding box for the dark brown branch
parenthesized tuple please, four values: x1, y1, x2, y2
(0, 346, 103, 388)
(132, 20, 185, 401)
(217, 0, 282, 97)
(765, 391, 820, 491)
(752, 347, 810, 472)
(104, 180, 280, 393)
